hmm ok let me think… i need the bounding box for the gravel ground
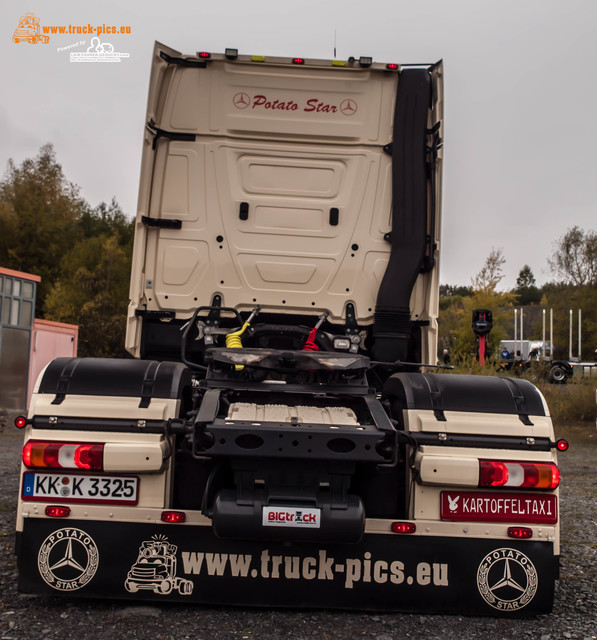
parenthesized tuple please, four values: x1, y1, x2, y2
(1, 417, 595, 640)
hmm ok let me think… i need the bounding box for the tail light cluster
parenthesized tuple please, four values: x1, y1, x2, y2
(22, 441, 104, 471)
(479, 460, 560, 490)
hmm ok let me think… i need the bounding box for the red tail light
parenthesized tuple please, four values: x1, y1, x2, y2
(391, 522, 416, 534)
(479, 460, 559, 490)
(74, 444, 104, 469)
(161, 511, 186, 523)
(45, 505, 71, 518)
(22, 441, 104, 471)
(508, 527, 533, 539)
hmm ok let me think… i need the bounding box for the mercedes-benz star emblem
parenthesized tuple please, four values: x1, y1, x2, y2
(340, 99, 358, 116)
(489, 558, 526, 594)
(233, 92, 250, 109)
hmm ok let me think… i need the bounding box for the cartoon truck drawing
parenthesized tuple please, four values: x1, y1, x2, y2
(125, 538, 193, 595)
(12, 14, 50, 44)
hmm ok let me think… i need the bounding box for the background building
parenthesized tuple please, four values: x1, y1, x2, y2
(0, 267, 77, 411)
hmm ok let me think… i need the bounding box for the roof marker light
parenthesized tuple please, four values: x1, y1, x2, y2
(292, 58, 305, 65)
(386, 63, 399, 71)
(197, 51, 211, 59)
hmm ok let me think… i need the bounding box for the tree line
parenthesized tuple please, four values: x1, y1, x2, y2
(0, 145, 133, 357)
(440, 234, 597, 361)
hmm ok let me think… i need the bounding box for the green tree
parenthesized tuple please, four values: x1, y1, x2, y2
(470, 248, 506, 293)
(447, 290, 517, 359)
(548, 226, 597, 286)
(439, 249, 516, 360)
(514, 265, 541, 305)
(45, 232, 133, 357)
(79, 198, 134, 245)
(0, 145, 134, 356)
(440, 284, 472, 298)
(0, 144, 85, 313)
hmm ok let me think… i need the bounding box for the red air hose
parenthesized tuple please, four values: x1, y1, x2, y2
(302, 328, 319, 351)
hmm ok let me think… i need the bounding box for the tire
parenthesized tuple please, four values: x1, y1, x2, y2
(549, 364, 568, 384)
(158, 580, 173, 595)
(177, 579, 193, 595)
(125, 580, 138, 593)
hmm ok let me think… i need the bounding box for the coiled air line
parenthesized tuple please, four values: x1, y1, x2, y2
(225, 305, 261, 370)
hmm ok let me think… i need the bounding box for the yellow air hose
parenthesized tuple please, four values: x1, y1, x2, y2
(225, 306, 260, 371)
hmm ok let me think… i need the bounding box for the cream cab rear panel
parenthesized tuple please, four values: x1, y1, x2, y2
(127, 45, 442, 356)
(140, 138, 392, 319)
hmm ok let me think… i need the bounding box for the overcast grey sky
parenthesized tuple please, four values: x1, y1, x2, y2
(1, 0, 595, 289)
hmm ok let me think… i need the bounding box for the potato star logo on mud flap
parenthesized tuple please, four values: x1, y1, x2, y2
(477, 548, 538, 611)
(38, 528, 99, 591)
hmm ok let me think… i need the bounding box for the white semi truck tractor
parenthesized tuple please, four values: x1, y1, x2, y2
(15, 44, 566, 615)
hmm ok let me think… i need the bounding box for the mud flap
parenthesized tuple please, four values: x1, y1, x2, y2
(17, 519, 555, 615)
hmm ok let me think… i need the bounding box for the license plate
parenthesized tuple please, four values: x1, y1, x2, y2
(440, 491, 557, 524)
(22, 472, 139, 505)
